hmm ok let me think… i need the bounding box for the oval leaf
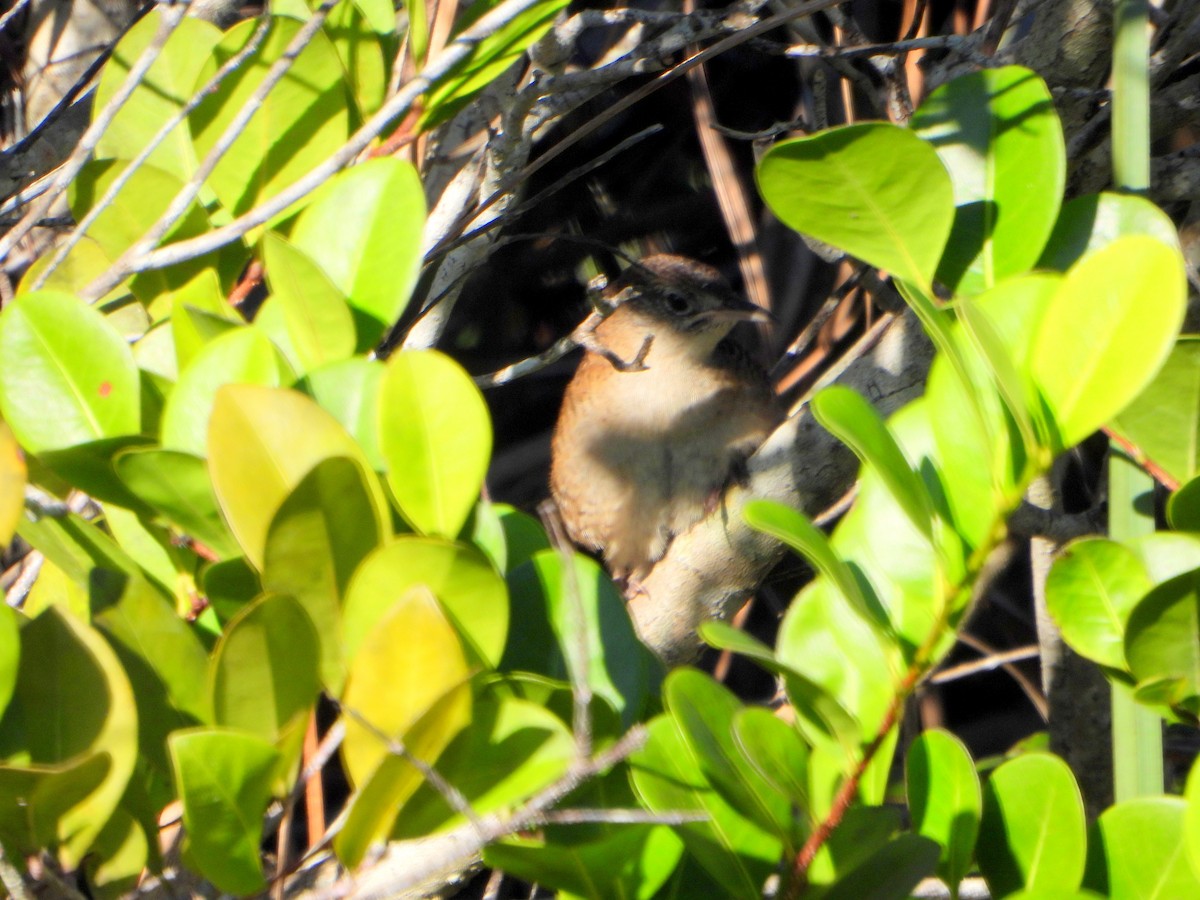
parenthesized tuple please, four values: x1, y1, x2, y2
(1032, 236, 1186, 448)
(757, 122, 954, 288)
(911, 66, 1064, 294)
(209, 593, 321, 748)
(168, 728, 281, 895)
(977, 753, 1087, 897)
(261, 232, 356, 374)
(340, 585, 471, 786)
(906, 729, 981, 890)
(379, 349, 492, 538)
(342, 536, 508, 669)
(1047, 537, 1150, 671)
(0, 291, 139, 453)
(288, 158, 425, 349)
(207, 384, 390, 569)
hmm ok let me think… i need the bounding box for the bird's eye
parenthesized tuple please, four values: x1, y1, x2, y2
(664, 293, 692, 315)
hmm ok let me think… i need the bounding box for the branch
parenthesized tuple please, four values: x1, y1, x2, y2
(78, 0, 559, 290)
(0, 2, 187, 264)
(80, 0, 343, 303)
(31, 14, 273, 290)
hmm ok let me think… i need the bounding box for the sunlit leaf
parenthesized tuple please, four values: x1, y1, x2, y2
(911, 66, 1064, 294)
(379, 350, 492, 538)
(757, 123, 954, 288)
(169, 728, 281, 895)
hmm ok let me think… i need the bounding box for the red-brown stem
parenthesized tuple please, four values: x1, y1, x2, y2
(303, 713, 326, 847)
(228, 260, 264, 307)
(784, 666, 921, 899)
(1103, 426, 1179, 491)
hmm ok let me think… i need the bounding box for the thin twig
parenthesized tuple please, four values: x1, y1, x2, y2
(0, 0, 31, 34)
(341, 703, 485, 835)
(929, 645, 1039, 684)
(0, 2, 188, 263)
(0, 844, 31, 900)
(473, 309, 652, 388)
(81, 0, 558, 289)
(524, 807, 708, 826)
(5, 551, 42, 608)
(2, 10, 139, 165)
(32, 13, 272, 289)
(784, 33, 967, 58)
(956, 632, 1049, 721)
(80, 0, 340, 303)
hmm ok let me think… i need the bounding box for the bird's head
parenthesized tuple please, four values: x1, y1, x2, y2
(601, 255, 770, 360)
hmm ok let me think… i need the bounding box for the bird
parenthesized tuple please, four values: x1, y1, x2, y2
(550, 254, 784, 583)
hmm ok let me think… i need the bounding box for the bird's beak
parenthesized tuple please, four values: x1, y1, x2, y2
(700, 299, 776, 325)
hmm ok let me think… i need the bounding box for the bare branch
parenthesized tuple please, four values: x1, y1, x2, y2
(31, 13, 273, 290)
(0, 1, 188, 264)
(80, 0, 342, 303)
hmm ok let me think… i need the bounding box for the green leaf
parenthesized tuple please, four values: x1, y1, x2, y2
(203, 557, 262, 625)
(1039, 192, 1180, 272)
(1125, 570, 1200, 708)
(1084, 797, 1199, 898)
(665, 669, 797, 849)
(188, 15, 350, 219)
(911, 66, 1064, 294)
(324, 0, 387, 119)
(262, 455, 384, 692)
(1113, 339, 1200, 486)
(91, 569, 209, 747)
(420, 0, 571, 129)
(1047, 538, 1150, 671)
(299, 358, 386, 471)
(1128, 532, 1200, 585)
(0, 423, 26, 548)
(0, 291, 139, 452)
(906, 729, 981, 891)
(210, 593, 320, 754)
(161, 327, 292, 456)
(65, 160, 219, 306)
(1169, 476, 1200, 532)
(1, 606, 138, 867)
(207, 384, 390, 569)
(172, 289, 242, 375)
(1185, 757, 1200, 881)
(821, 834, 941, 900)
(113, 447, 239, 558)
(289, 158, 425, 350)
(756, 123, 954, 288)
(86, 807, 150, 899)
(731, 708, 809, 818)
(776, 577, 895, 749)
(335, 590, 472, 867)
(342, 536, 508, 670)
(977, 753, 1087, 897)
(168, 728, 281, 895)
(261, 233, 356, 375)
(379, 349, 493, 538)
(0, 606, 17, 716)
(743, 499, 878, 625)
(1032, 236, 1187, 449)
(503, 550, 655, 729)
(392, 693, 574, 839)
(629, 714, 780, 898)
(95, 10, 221, 183)
(811, 385, 933, 538)
(340, 585, 471, 786)
(486, 826, 684, 900)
